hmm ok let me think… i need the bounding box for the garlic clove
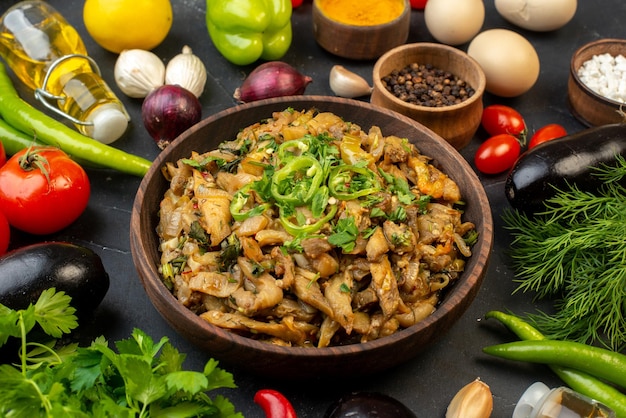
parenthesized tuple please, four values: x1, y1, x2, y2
(329, 65, 373, 98)
(446, 378, 493, 418)
(165, 45, 207, 98)
(114, 49, 166, 98)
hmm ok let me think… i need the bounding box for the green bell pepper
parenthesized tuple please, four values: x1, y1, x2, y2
(206, 0, 293, 65)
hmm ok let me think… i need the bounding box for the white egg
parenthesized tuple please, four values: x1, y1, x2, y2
(495, 0, 577, 32)
(424, 0, 485, 46)
(467, 29, 540, 97)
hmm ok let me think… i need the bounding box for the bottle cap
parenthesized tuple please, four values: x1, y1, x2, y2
(513, 382, 551, 418)
(86, 104, 130, 144)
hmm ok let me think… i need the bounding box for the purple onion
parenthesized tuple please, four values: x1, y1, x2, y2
(142, 84, 202, 149)
(233, 61, 313, 103)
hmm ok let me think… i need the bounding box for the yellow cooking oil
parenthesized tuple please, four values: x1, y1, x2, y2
(0, 1, 129, 144)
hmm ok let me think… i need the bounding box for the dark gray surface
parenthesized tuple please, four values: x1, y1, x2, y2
(3, 0, 624, 416)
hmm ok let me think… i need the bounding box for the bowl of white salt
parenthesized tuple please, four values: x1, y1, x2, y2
(568, 38, 626, 126)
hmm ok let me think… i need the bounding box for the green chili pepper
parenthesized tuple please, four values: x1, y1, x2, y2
(279, 204, 337, 236)
(0, 62, 152, 177)
(206, 0, 292, 65)
(328, 165, 381, 200)
(271, 155, 323, 205)
(485, 311, 626, 417)
(230, 184, 271, 221)
(483, 339, 626, 390)
(276, 138, 311, 161)
(0, 117, 44, 156)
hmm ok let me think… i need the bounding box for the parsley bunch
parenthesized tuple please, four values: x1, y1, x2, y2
(0, 288, 242, 417)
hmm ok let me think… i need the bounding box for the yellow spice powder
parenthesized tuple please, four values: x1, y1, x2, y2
(319, 0, 405, 26)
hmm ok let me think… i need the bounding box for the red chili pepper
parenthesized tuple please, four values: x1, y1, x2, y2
(410, 0, 428, 9)
(254, 389, 297, 418)
(291, 0, 304, 7)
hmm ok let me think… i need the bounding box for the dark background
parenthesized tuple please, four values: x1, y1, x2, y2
(2, 0, 624, 416)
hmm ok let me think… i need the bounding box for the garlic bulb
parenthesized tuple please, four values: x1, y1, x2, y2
(165, 45, 207, 98)
(329, 65, 373, 98)
(114, 49, 165, 98)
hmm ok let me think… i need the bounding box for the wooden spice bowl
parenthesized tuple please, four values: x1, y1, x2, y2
(312, 0, 410, 60)
(371, 43, 486, 150)
(568, 38, 626, 127)
(130, 96, 493, 380)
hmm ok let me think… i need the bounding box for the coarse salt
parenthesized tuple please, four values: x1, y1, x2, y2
(577, 53, 626, 103)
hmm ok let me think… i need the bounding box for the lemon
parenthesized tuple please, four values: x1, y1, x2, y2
(83, 0, 173, 54)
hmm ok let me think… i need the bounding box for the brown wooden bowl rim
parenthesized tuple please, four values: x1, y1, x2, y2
(570, 38, 626, 107)
(372, 43, 486, 113)
(131, 95, 493, 360)
(312, 0, 410, 30)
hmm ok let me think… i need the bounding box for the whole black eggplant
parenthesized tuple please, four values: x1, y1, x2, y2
(324, 392, 417, 418)
(0, 242, 110, 317)
(505, 123, 626, 215)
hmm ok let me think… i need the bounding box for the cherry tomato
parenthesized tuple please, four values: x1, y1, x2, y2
(481, 104, 527, 138)
(528, 123, 567, 149)
(0, 209, 9, 256)
(410, 0, 428, 8)
(0, 146, 90, 235)
(474, 133, 521, 174)
(0, 141, 6, 168)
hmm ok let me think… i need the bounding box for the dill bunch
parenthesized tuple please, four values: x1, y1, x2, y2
(503, 155, 626, 352)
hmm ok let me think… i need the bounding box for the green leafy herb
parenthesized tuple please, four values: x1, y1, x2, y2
(218, 233, 242, 272)
(189, 220, 210, 247)
(378, 169, 417, 205)
(0, 288, 242, 418)
(388, 206, 407, 223)
(503, 155, 626, 351)
(328, 217, 359, 252)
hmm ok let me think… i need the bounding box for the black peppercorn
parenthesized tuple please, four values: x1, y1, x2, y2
(381, 62, 475, 107)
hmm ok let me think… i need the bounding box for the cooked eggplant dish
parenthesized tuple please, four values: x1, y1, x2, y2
(157, 108, 476, 347)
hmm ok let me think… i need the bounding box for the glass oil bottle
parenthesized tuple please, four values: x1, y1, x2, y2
(513, 382, 616, 418)
(0, 0, 129, 144)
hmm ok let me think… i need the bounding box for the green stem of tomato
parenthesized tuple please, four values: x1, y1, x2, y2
(0, 62, 152, 177)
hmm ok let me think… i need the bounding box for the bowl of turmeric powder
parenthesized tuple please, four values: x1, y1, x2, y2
(312, 0, 411, 60)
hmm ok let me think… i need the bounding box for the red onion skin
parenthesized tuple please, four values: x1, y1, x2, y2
(142, 84, 202, 149)
(234, 61, 313, 103)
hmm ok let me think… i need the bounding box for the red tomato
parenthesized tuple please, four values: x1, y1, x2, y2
(0, 141, 6, 168)
(474, 134, 521, 174)
(410, 0, 428, 8)
(0, 209, 9, 256)
(481, 104, 527, 138)
(0, 147, 90, 235)
(528, 123, 567, 149)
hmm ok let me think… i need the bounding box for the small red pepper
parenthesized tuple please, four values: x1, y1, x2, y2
(254, 389, 297, 418)
(291, 0, 303, 7)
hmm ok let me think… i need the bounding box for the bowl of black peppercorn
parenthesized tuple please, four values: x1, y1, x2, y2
(372, 43, 486, 150)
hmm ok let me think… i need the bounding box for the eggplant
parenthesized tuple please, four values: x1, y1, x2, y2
(505, 123, 626, 214)
(0, 242, 110, 317)
(324, 392, 417, 418)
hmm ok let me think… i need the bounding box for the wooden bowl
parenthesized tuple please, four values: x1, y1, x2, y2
(312, 0, 410, 60)
(130, 96, 493, 379)
(568, 38, 626, 127)
(371, 43, 486, 150)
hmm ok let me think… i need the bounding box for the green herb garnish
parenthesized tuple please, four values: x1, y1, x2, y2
(0, 288, 242, 417)
(328, 217, 359, 252)
(503, 155, 626, 351)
